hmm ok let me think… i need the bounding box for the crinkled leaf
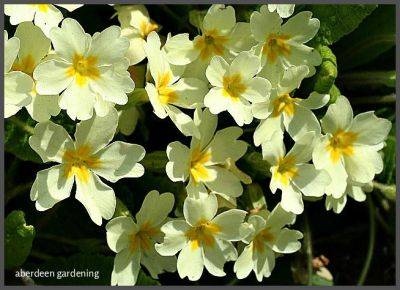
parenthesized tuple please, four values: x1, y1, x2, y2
(308, 4, 377, 46)
(5, 210, 35, 269)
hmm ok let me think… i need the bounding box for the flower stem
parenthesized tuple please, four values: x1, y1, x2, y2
(357, 195, 376, 285)
(303, 211, 313, 286)
(8, 116, 35, 135)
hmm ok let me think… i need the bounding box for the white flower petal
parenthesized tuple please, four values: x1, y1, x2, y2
(4, 71, 33, 117)
(165, 33, 199, 66)
(122, 28, 146, 65)
(206, 56, 229, 87)
(111, 248, 141, 286)
(203, 5, 235, 35)
(156, 220, 189, 256)
(74, 108, 119, 154)
(106, 216, 136, 253)
(281, 11, 320, 43)
(26, 94, 61, 122)
(33, 5, 63, 37)
(293, 164, 330, 197)
(136, 190, 175, 227)
(4, 32, 20, 72)
(29, 121, 74, 163)
(92, 141, 145, 183)
(347, 185, 366, 202)
(350, 111, 392, 146)
(59, 81, 96, 120)
(264, 203, 296, 231)
(183, 193, 218, 226)
(30, 165, 73, 210)
(253, 245, 275, 282)
(177, 242, 204, 281)
(166, 141, 190, 182)
(141, 246, 177, 279)
(202, 240, 227, 277)
(272, 228, 303, 253)
(34, 60, 73, 95)
(254, 115, 283, 147)
(229, 52, 260, 81)
(234, 244, 253, 279)
(166, 105, 200, 138)
(321, 95, 353, 134)
(286, 105, 321, 141)
(325, 194, 347, 214)
(213, 209, 247, 241)
(299, 91, 330, 110)
(171, 77, 208, 108)
(250, 6, 282, 42)
(281, 185, 304, 215)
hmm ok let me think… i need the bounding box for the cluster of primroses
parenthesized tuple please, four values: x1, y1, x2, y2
(4, 4, 391, 285)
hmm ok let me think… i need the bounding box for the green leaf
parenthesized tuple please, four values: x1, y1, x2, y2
(141, 150, 168, 174)
(335, 5, 395, 71)
(237, 150, 270, 181)
(188, 9, 206, 30)
(308, 4, 377, 46)
(242, 183, 267, 211)
(112, 198, 131, 218)
(137, 270, 160, 285)
(378, 135, 396, 185)
(5, 210, 35, 269)
(338, 71, 396, 91)
(5, 112, 41, 163)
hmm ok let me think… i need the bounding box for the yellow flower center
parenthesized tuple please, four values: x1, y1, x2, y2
(12, 54, 36, 76)
(139, 20, 158, 39)
(63, 145, 101, 183)
(326, 129, 358, 163)
(262, 33, 291, 63)
(194, 29, 228, 60)
(66, 53, 100, 87)
(190, 147, 212, 183)
(185, 219, 220, 250)
(222, 73, 247, 101)
(253, 228, 275, 253)
(273, 155, 298, 186)
(272, 93, 297, 117)
(157, 72, 178, 104)
(33, 4, 50, 12)
(129, 222, 160, 253)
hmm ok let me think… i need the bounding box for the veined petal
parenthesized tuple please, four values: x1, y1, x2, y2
(191, 108, 218, 151)
(30, 165, 73, 210)
(166, 105, 200, 138)
(202, 240, 227, 277)
(293, 164, 330, 197)
(156, 220, 190, 256)
(349, 111, 392, 146)
(227, 100, 253, 126)
(135, 190, 175, 227)
(166, 141, 190, 182)
(286, 105, 321, 141)
(260, 130, 285, 165)
(264, 203, 296, 231)
(229, 52, 261, 81)
(106, 216, 136, 253)
(92, 141, 145, 183)
(325, 161, 348, 198)
(4, 71, 33, 117)
(206, 56, 229, 87)
(203, 5, 235, 35)
(204, 87, 230, 115)
(165, 33, 199, 66)
(299, 91, 330, 110)
(74, 108, 119, 154)
(234, 244, 253, 279)
(321, 95, 353, 134)
(177, 242, 204, 281)
(212, 209, 247, 241)
(75, 170, 116, 226)
(34, 59, 73, 95)
(242, 77, 271, 103)
(277, 65, 309, 95)
(111, 248, 141, 286)
(121, 28, 146, 65)
(183, 193, 218, 226)
(171, 78, 208, 109)
(26, 94, 61, 122)
(280, 11, 320, 43)
(271, 228, 303, 253)
(29, 121, 74, 163)
(50, 18, 91, 61)
(250, 5, 282, 42)
(253, 115, 283, 147)
(253, 244, 275, 282)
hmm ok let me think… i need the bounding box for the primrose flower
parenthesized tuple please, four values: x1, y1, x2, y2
(106, 190, 176, 285)
(204, 52, 271, 126)
(166, 108, 248, 202)
(29, 109, 146, 226)
(267, 4, 295, 18)
(11, 22, 61, 122)
(144, 31, 208, 137)
(253, 65, 330, 147)
(5, 4, 83, 36)
(263, 132, 330, 214)
(234, 203, 302, 281)
(164, 4, 255, 79)
(33, 18, 135, 120)
(250, 6, 321, 77)
(312, 95, 391, 203)
(325, 180, 368, 214)
(156, 193, 248, 281)
(4, 31, 33, 118)
(114, 4, 160, 65)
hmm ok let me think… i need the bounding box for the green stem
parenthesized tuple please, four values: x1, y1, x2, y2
(9, 116, 35, 135)
(357, 196, 376, 285)
(350, 93, 396, 105)
(373, 181, 396, 201)
(304, 211, 313, 286)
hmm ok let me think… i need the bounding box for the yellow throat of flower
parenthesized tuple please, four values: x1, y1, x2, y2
(33, 4, 50, 12)
(139, 20, 158, 39)
(326, 129, 358, 163)
(262, 33, 291, 63)
(273, 155, 298, 186)
(222, 73, 247, 101)
(12, 54, 36, 76)
(66, 53, 100, 87)
(194, 29, 228, 60)
(190, 147, 212, 183)
(272, 93, 297, 117)
(185, 219, 220, 250)
(157, 72, 178, 104)
(253, 228, 275, 253)
(129, 222, 160, 253)
(63, 145, 101, 183)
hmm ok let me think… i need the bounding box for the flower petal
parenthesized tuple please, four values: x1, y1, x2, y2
(321, 95, 353, 134)
(34, 59, 73, 95)
(156, 220, 190, 256)
(213, 209, 247, 241)
(281, 185, 304, 214)
(111, 248, 141, 286)
(106, 216, 136, 253)
(350, 111, 392, 146)
(206, 56, 229, 87)
(203, 5, 235, 35)
(293, 164, 330, 197)
(272, 228, 303, 253)
(177, 242, 204, 281)
(166, 141, 190, 182)
(29, 121, 74, 163)
(234, 244, 253, 279)
(250, 5, 282, 42)
(281, 11, 320, 43)
(183, 193, 218, 226)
